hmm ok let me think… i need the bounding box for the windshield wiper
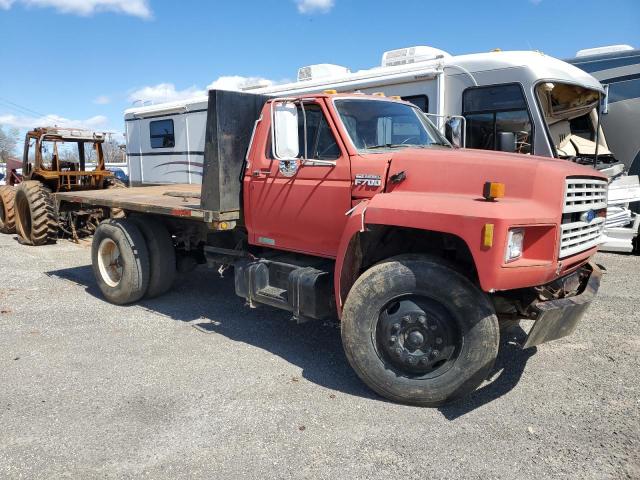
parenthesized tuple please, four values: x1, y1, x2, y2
(365, 143, 410, 150)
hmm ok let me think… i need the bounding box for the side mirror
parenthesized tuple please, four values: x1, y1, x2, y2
(496, 131, 517, 153)
(273, 102, 299, 160)
(445, 117, 463, 148)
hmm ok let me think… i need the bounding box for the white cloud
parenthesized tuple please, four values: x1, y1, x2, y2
(128, 76, 277, 106)
(127, 83, 206, 105)
(207, 76, 274, 91)
(93, 95, 111, 105)
(0, 112, 109, 130)
(0, 0, 152, 18)
(295, 0, 334, 14)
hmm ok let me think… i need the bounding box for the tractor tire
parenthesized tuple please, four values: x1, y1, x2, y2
(130, 216, 176, 298)
(341, 254, 499, 407)
(14, 181, 58, 246)
(0, 186, 16, 234)
(92, 218, 150, 305)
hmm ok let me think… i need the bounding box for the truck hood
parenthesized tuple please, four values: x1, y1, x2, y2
(382, 147, 606, 203)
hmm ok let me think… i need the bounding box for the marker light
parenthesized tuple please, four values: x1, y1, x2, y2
(324, 89, 338, 95)
(483, 182, 505, 201)
(372, 92, 386, 97)
(483, 224, 494, 248)
(505, 228, 525, 262)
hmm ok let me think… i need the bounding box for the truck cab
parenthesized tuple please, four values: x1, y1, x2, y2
(60, 91, 606, 407)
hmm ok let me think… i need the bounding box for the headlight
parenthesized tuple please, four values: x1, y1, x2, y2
(505, 228, 525, 262)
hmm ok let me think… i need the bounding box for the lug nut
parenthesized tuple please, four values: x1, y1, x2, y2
(420, 357, 430, 365)
(435, 337, 443, 345)
(431, 350, 439, 358)
(402, 315, 411, 324)
(430, 324, 437, 331)
(407, 356, 417, 365)
(418, 315, 426, 324)
(389, 335, 397, 344)
(392, 323, 401, 332)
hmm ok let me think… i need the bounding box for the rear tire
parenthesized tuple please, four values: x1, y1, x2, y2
(130, 216, 176, 298)
(0, 186, 16, 234)
(14, 181, 58, 245)
(92, 219, 150, 304)
(341, 254, 499, 407)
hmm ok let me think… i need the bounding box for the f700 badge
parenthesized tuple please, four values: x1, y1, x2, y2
(354, 174, 382, 187)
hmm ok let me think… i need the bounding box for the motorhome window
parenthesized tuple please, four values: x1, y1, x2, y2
(297, 104, 340, 160)
(463, 85, 532, 154)
(150, 119, 175, 148)
(607, 77, 640, 104)
(334, 99, 448, 153)
(402, 95, 429, 112)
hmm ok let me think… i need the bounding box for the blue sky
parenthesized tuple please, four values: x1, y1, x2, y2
(1, 0, 639, 140)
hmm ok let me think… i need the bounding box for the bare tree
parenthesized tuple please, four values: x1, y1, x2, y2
(0, 126, 20, 162)
(102, 136, 126, 164)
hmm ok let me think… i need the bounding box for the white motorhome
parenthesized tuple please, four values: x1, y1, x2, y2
(124, 46, 637, 251)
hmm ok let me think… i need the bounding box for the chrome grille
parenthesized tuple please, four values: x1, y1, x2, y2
(560, 178, 608, 258)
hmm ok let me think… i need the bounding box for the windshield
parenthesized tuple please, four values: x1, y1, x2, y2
(334, 99, 450, 153)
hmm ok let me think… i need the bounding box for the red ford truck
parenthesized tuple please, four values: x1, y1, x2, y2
(53, 90, 606, 406)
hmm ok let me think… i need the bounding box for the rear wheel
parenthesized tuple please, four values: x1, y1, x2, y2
(0, 186, 16, 234)
(341, 254, 499, 407)
(14, 181, 58, 245)
(92, 219, 150, 304)
(130, 216, 176, 298)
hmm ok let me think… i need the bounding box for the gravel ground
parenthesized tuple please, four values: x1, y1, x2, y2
(0, 233, 638, 479)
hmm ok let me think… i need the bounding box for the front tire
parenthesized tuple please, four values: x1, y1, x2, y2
(14, 181, 58, 246)
(341, 255, 499, 407)
(92, 219, 150, 305)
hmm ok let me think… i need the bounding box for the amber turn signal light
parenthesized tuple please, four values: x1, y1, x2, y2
(483, 182, 505, 201)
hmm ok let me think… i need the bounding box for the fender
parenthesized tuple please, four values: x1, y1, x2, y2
(333, 191, 574, 318)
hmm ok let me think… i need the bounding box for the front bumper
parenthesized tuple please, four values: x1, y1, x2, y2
(522, 262, 602, 349)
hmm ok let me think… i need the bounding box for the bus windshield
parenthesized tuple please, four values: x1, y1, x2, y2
(334, 99, 450, 153)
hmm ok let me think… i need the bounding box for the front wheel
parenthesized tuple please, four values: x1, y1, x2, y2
(341, 255, 499, 407)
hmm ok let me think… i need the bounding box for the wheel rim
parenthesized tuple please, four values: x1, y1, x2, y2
(97, 238, 123, 287)
(375, 296, 462, 379)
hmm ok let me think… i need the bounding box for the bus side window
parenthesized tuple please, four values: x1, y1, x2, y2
(401, 95, 429, 112)
(462, 84, 533, 154)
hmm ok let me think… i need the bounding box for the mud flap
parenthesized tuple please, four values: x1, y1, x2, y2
(522, 263, 602, 349)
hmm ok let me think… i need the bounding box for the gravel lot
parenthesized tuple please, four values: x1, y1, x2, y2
(0, 233, 638, 479)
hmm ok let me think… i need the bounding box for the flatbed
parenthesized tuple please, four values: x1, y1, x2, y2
(55, 184, 239, 223)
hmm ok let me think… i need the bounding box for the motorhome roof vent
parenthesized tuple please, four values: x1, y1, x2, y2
(576, 45, 634, 57)
(297, 64, 350, 82)
(381, 46, 451, 68)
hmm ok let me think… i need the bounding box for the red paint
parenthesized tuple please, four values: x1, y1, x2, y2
(242, 94, 606, 316)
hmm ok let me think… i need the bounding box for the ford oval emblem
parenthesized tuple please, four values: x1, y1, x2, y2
(580, 209, 597, 223)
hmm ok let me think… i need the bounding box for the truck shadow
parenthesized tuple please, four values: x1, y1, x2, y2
(48, 264, 537, 415)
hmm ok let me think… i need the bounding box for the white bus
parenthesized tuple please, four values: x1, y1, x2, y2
(124, 46, 638, 251)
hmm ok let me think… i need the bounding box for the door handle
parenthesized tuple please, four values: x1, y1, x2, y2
(252, 169, 270, 177)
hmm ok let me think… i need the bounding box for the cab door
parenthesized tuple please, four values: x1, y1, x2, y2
(245, 99, 351, 258)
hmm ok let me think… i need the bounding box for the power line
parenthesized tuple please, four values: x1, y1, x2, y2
(0, 96, 47, 118)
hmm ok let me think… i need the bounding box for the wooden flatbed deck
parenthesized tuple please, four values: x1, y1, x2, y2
(55, 184, 240, 223)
